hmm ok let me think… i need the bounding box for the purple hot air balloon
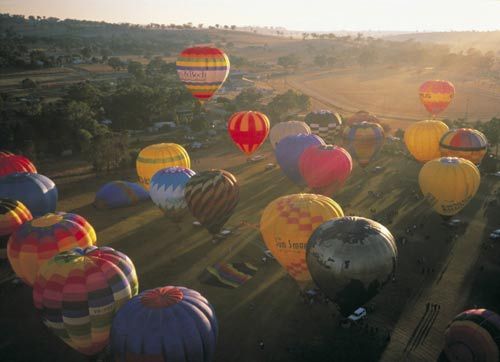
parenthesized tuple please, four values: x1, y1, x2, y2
(275, 133, 325, 185)
(110, 285, 218, 362)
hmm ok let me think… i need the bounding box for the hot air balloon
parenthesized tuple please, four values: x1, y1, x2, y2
(7, 212, 96, 285)
(419, 157, 480, 216)
(94, 181, 150, 209)
(299, 145, 352, 195)
(177, 46, 230, 103)
(275, 134, 325, 185)
(346, 111, 379, 126)
(269, 121, 311, 149)
(33, 246, 138, 356)
(0, 152, 36, 177)
(342, 122, 385, 168)
(404, 120, 449, 163)
(439, 128, 488, 165)
(0, 172, 57, 217)
(419, 80, 455, 116)
(260, 194, 344, 284)
(0, 198, 32, 260)
(111, 286, 217, 362)
(136, 143, 190, 190)
(306, 216, 397, 315)
(227, 111, 270, 155)
(150, 167, 196, 221)
(444, 309, 500, 362)
(185, 170, 239, 235)
(304, 110, 342, 143)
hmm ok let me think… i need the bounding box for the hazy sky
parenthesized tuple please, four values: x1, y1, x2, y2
(1, 0, 499, 31)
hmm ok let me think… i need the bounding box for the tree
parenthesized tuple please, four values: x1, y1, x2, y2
(66, 101, 102, 135)
(234, 89, 263, 109)
(127, 61, 144, 79)
(84, 132, 130, 172)
(108, 57, 124, 71)
(277, 54, 300, 69)
(80, 47, 92, 60)
(105, 84, 156, 129)
(231, 25, 236, 30)
(314, 55, 327, 67)
(66, 82, 102, 111)
(395, 128, 404, 139)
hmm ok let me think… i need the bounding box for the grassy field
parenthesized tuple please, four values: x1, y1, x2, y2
(1, 134, 498, 361)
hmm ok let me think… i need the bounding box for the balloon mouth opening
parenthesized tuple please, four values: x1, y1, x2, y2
(320, 145, 336, 150)
(440, 157, 460, 164)
(141, 287, 184, 308)
(31, 213, 64, 227)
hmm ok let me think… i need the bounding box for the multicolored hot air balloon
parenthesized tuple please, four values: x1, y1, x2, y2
(111, 286, 217, 362)
(0, 198, 32, 259)
(299, 145, 352, 195)
(0, 172, 57, 217)
(419, 80, 455, 116)
(94, 181, 150, 209)
(0, 152, 36, 177)
(269, 121, 311, 149)
(404, 120, 449, 163)
(342, 122, 385, 168)
(306, 216, 397, 315)
(227, 111, 270, 155)
(136, 143, 190, 190)
(419, 157, 480, 216)
(150, 167, 196, 221)
(444, 309, 500, 362)
(260, 194, 344, 284)
(185, 170, 239, 235)
(275, 134, 325, 185)
(304, 110, 342, 143)
(439, 128, 488, 165)
(7, 212, 96, 285)
(33, 246, 138, 356)
(346, 111, 379, 126)
(177, 46, 230, 103)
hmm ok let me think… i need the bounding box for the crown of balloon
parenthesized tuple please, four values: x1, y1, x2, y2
(440, 157, 460, 164)
(140, 286, 184, 308)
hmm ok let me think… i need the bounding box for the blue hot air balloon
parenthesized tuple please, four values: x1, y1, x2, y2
(275, 134, 325, 185)
(149, 167, 196, 221)
(110, 285, 218, 362)
(94, 181, 150, 209)
(0, 172, 57, 217)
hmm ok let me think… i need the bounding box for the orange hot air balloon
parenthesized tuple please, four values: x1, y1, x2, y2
(227, 111, 270, 155)
(419, 80, 455, 116)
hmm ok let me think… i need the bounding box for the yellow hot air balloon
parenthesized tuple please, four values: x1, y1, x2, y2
(260, 194, 343, 284)
(404, 120, 449, 163)
(136, 143, 190, 189)
(419, 157, 480, 216)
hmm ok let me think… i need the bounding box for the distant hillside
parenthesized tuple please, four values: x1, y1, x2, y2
(385, 31, 500, 53)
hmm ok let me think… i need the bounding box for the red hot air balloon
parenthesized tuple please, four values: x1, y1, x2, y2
(228, 111, 270, 155)
(0, 153, 36, 177)
(419, 80, 455, 116)
(299, 145, 352, 195)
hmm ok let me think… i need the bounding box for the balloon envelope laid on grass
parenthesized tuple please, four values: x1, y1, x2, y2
(94, 181, 150, 209)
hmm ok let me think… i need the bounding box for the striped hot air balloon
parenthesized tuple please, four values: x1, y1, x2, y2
(227, 111, 270, 155)
(0, 198, 32, 260)
(33, 246, 138, 356)
(342, 122, 385, 168)
(439, 128, 488, 165)
(269, 121, 311, 149)
(7, 212, 96, 285)
(184, 170, 239, 235)
(0, 152, 36, 177)
(346, 110, 379, 126)
(419, 80, 455, 116)
(136, 143, 190, 190)
(177, 46, 230, 103)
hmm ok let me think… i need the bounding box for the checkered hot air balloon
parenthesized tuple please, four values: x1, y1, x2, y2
(227, 111, 270, 155)
(0, 198, 32, 260)
(150, 167, 196, 221)
(177, 46, 230, 104)
(260, 194, 344, 284)
(439, 128, 488, 165)
(0, 152, 36, 177)
(304, 110, 342, 143)
(184, 170, 239, 235)
(7, 212, 96, 285)
(419, 80, 455, 116)
(111, 286, 217, 362)
(33, 246, 138, 356)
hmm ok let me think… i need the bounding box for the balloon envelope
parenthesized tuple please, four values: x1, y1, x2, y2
(342, 122, 385, 168)
(33, 246, 138, 356)
(275, 134, 325, 185)
(177, 46, 230, 103)
(0, 172, 57, 217)
(306, 216, 397, 315)
(346, 111, 378, 126)
(260, 193, 344, 283)
(419, 80, 455, 115)
(228, 111, 270, 155)
(404, 120, 449, 163)
(439, 128, 488, 165)
(185, 170, 239, 234)
(136, 143, 190, 190)
(305, 110, 342, 143)
(419, 157, 480, 216)
(111, 286, 218, 362)
(269, 121, 311, 149)
(0, 153, 36, 177)
(0, 198, 32, 259)
(94, 181, 150, 209)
